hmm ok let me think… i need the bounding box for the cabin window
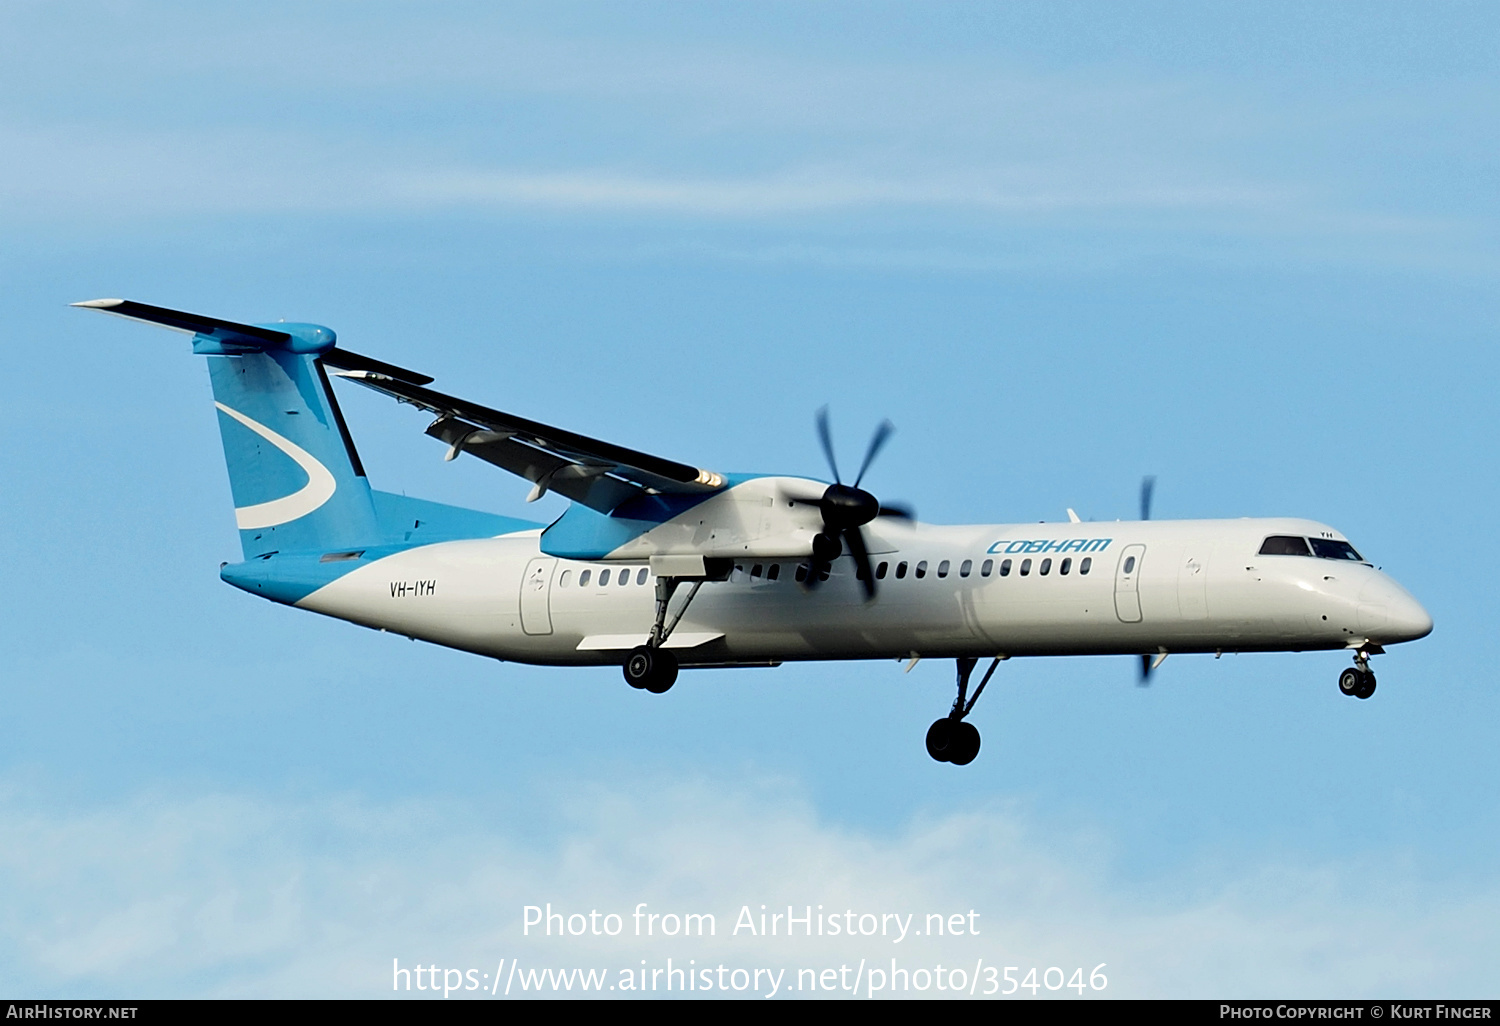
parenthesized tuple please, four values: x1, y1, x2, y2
(999, 559, 1012, 576)
(579, 569, 592, 587)
(1040, 558, 1052, 576)
(751, 563, 763, 579)
(1259, 535, 1312, 557)
(915, 560, 928, 579)
(795, 564, 808, 583)
(1060, 557, 1072, 575)
(1122, 556, 1135, 574)
(896, 561, 909, 579)
(731, 565, 744, 582)
(559, 570, 572, 587)
(876, 561, 889, 579)
(619, 568, 631, 586)
(981, 559, 993, 577)
(599, 569, 611, 586)
(1020, 558, 1032, 576)
(1310, 538, 1364, 562)
(637, 568, 649, 585)
(818, 566, 831, 581)
(1080, 557, 1091, 575)
(959, 559, 972, 578)
(767, 564, 780, 581)
(937, 560, 950, 578)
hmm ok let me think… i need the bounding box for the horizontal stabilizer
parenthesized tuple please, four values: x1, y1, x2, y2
(72, 298, 291, 347)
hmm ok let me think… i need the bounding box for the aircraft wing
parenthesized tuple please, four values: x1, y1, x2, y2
(327, 363, 726, 513)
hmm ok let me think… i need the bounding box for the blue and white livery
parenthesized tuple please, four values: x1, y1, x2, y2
(76, 299, 1433, 765)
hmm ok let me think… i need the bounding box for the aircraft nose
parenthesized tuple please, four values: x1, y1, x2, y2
(1357, 575, 1433, 644)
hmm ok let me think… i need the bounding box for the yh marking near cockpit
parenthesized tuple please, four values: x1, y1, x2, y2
(76, 298, 1433, 766)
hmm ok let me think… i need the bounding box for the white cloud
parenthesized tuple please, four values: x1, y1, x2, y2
(0, 774, 1495, 998)
(0, 5, 1490, 275)
(0, 124, 1282, 220)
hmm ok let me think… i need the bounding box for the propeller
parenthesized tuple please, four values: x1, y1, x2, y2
(805, 407, 899, 600)
(1137, 474, 1158, 684)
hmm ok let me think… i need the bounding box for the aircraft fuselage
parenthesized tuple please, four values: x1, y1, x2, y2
(285, 508, 1431, 669)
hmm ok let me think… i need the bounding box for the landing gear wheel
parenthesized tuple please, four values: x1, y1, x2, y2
(948, 721, 981, 766)
(623, 646, 678, 693)
(1338, 668, 1363, 697)
(925, 719, 981, 765)
(1355, 672, 1376, 700)
(925, 719, 955, 762)
(624, 647, 654, 689)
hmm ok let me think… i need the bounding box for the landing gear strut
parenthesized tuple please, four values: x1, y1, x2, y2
(1338, 647, 1378, 700)
(622, 575, 704, 694)
(926, 656, 1003, 765)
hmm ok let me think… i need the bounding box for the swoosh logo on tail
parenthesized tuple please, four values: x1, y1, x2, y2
(215, 402, 337, 529)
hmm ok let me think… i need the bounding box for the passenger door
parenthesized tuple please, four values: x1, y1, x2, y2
(520, 557, 556, 635)
(1178, 549, 1209, 620)
(1114, 544, 1146, 623)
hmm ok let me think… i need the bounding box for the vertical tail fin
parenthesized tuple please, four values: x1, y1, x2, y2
(74, 299, 379, 559)
(207, 347, 379, 558)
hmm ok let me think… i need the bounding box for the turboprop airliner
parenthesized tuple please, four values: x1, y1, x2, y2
(76, 298, 1433, 765)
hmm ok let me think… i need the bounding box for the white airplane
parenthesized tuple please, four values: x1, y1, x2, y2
(77, 298, 1433, 765)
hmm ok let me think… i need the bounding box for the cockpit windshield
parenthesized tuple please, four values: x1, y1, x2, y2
(1258, 535, 1365, 562)
(1309, 538, 1364, 562)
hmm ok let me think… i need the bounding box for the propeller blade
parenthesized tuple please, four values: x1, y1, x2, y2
(877, 503, 915, 520)
(1138, 653, 1153, 686)
(1140, 475, 1156, 521)
(816, 406, 842, 485)
(852, 419, 895, 488)
(844, 526, 877, 601)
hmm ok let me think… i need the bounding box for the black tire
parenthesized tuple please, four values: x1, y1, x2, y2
(925, 718, 955, 762)
(1355, 673, 1376, 700)
(644, 649, 679, 694)
(949, 721, 981, 766)
(623, 646, 656, 689)
(1338, 668, 1363, 697)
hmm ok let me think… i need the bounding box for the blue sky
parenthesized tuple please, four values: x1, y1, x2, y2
(2, 0, 1498, 998)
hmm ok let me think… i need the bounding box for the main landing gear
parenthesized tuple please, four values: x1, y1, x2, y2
(624, 644, 678, 694)
(1338, 647, 1379, 700)
(926, 656, 1003, 766)
(622, 576, 705, 695)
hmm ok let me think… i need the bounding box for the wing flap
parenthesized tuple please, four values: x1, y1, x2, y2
(321, 347, 434, 386)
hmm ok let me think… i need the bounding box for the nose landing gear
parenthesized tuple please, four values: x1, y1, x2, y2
(925, 656, 1004, 765)
(1338, 647, 1379, 700)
